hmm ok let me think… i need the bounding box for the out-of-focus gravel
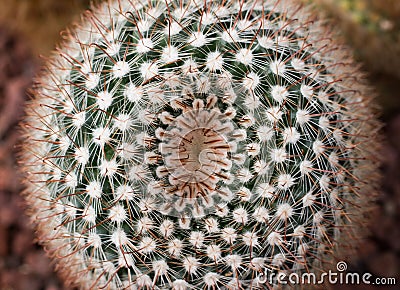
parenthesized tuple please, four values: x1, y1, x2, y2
(0, 25, 398, 290)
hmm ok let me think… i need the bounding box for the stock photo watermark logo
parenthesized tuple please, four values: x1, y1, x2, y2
(256, 261, 397, 286)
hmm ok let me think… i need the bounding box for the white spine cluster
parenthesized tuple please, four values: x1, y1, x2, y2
(21, 0, 381, 289)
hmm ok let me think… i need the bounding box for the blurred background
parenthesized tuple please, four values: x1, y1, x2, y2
(0, 0, 398, 289)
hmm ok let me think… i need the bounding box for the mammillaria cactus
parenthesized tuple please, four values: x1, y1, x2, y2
(20, 0, 381, 288)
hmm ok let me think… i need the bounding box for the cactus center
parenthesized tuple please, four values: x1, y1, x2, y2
(159, 103, 235, 201)
(179, 127, 227, 176)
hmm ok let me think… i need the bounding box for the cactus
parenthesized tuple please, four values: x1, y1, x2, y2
(21, 0, 381, 289)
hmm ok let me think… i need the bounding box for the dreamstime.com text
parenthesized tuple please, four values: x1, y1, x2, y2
(256, 261, 397, 286)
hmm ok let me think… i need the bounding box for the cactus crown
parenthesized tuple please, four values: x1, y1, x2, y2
(21, 0, 380, 289)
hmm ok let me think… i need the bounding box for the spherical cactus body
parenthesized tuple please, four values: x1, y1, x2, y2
(21, 0, 381, 289)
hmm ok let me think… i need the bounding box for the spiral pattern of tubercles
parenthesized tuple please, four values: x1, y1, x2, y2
(21, 0, 381, 289)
